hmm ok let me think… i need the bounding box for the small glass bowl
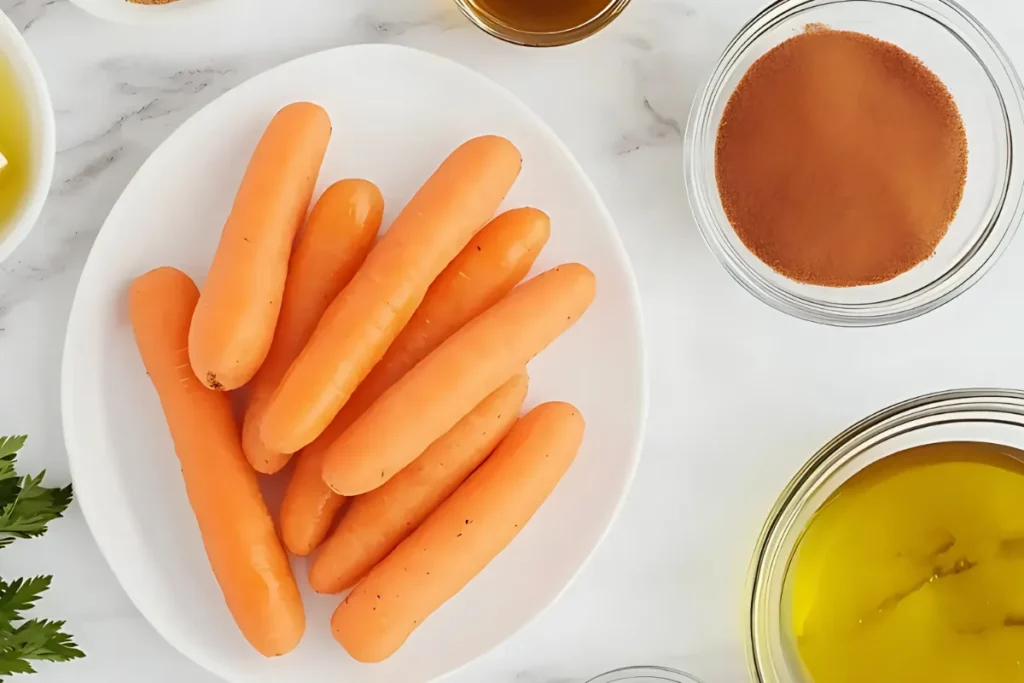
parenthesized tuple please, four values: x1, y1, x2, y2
(454, 0, 631, 47)
(747, 388, 1024, 682)
(588, 666, 703, 683)
(684, 0, 1024, 326)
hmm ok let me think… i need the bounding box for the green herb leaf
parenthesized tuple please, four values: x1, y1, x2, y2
(0, 437, 72, 544)
(0, 436, 83, 679)
(0, 654, 35, 677)
(0, 577, 51, 626)
(0, 437, 27, 504)
(0, 436, 27, 461)
(0, 617, 85, 675)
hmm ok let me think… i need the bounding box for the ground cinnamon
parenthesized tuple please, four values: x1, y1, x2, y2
(715, 26, 968, 287)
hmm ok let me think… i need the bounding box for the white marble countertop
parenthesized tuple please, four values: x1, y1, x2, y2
(3, 0, 1024, 681)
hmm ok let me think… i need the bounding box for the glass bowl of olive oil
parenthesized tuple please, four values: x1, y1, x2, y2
(749, 389, 1024, 683)
(0, 10, 55, 265)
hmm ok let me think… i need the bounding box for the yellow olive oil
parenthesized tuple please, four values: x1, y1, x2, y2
(0, 53, 33, 235)
(788, 442, 1024, 683)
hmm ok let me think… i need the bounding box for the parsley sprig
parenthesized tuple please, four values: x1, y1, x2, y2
(0, 436, 83, 679)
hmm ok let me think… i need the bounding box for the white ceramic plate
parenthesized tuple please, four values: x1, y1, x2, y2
(62, 44, 646, 683)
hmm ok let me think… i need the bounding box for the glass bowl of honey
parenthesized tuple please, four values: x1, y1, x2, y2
(454, 0, 631, 47)
(684, 0, 1024, 326)
(749, 389, 1024, 683)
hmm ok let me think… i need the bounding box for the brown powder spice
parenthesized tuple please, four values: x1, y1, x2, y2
(715, 26, 968, 287)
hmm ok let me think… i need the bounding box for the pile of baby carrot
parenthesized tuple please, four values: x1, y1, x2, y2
(127, 102, 596, 663)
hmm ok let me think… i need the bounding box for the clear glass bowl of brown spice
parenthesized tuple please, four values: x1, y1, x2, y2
(685, 0, 1024, 326)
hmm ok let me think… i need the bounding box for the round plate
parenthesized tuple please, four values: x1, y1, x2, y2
(61, 44, 646, 683)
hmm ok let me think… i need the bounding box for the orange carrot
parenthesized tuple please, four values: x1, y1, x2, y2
(279, 206, 549, 556)
(130, 267, 304, 657)
(260, 136, 522, 453)
(322, 263, 595, 496)
(309, 372, 528, 594)
(241, 180, 383, 473)
(368, 207, 550, 383)
(331, 402, 585, 663)
(189, 102, 332, 391)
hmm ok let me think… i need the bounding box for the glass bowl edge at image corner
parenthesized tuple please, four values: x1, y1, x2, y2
(744, 387, 1024, 683)
(682, 0, 1024, 327)
(587, 665, 704, 683)
(453, 0, 632, 47)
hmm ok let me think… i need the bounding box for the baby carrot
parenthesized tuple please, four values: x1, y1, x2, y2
(331, 402, 585, 662)
(308, 372, 528, 593)
(189, 102, 331, 391)
(241, 179, 382, 473)
(322, 263, 595, 496)
(260, 136, 522, 453)
(130, 267, 304, 657)
(279, 206, 548, 556)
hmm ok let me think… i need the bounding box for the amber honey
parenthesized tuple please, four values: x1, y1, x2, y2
(456, 0, 630, 46)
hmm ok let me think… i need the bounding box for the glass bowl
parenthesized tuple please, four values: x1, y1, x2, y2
(453, 0, 631, 47)
(684, 0, 1024, 326)
(747, 388, 1024, 682)
(0, 10, 55, 266)
(588, 666, 703, 683)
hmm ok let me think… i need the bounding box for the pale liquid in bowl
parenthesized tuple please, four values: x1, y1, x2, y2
(0, 53, 33, 235)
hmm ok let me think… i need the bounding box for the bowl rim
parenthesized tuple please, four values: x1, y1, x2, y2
(746, 387, 1024, 682)
(587, 665, 705, 682)
(453, 0, 632, 47)
(68, 0, 225, 26)
(683, 0, 1024, 327)
(0, 10, 56, 266)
